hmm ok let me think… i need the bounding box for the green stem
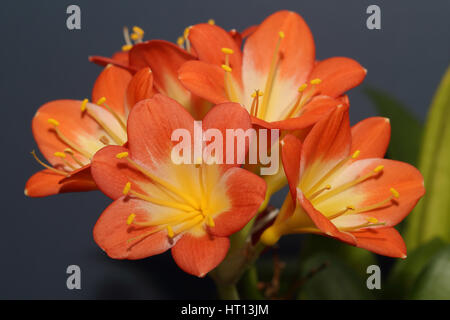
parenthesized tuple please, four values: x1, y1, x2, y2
(216, 283, 239, 300)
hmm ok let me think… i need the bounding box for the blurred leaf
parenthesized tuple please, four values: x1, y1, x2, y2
(297, 252, 373, 300)
(364, 86, 422, 165)
(301, 235, 376, 278)
(404, 67, 450, 250)
(386, 238, 445, 298)
(409, 245, 450, 299)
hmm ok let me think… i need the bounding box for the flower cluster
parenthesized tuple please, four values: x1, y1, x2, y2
(26, 10, 424, 278)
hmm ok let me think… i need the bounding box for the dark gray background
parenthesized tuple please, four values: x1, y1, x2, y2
(0, 0, 448, 299)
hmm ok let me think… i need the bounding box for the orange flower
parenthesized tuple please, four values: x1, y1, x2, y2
(90, 94, 266, 277)
(25, 65, 153, 197)
(178, 10, 365, 130)
(260, 106, 425, 258)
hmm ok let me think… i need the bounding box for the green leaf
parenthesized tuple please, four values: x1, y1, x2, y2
(364, 86, 422, 165)
(386, 238, 445, 298)
(409, 245, 450, 299)
(297, 252, 373, 300)
(404, 67, 450, 250)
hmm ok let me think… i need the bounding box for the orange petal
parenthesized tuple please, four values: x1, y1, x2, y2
(300, 105, 351, 187)
(125, 67, 155, 113)
(178, 60, 228, 105)
(25, 167, 96, 197)
(188, 23, 243, 83)
(127, 94, 195, 166)
(333, 158, 425, 226)
(92, 65, 133, 117)
(208, 167, 266, 237)
(351, 117, 391, 160)
(171, 233, 229, 277)
(242, 10, 315, 94)
(93, 197, 174, 260)
(351, 227, 407, 258)
(281, 134, 302, 201)
(307, 57, 366, 98)
(91, 145, 148, 199)
(202, 102, 252, 169)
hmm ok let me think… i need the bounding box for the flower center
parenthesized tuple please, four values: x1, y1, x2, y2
(116, 153, 216, 242)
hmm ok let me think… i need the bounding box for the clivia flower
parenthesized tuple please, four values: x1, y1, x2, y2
(90, 94, 266, 277)
(25, 65, 154, 197)
(178, 10, 365, 129)
(260, 106, 425, 258)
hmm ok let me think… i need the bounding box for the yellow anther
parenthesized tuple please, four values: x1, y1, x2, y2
(367, 217, 379, 224)
(132, 26, 144, 36)
(298, 83, 308, 92)
(325, 184, 331, 190)
(177, 36, 184, 46)
(221, 64, 232, 72)
(251, 91, 263, 98)
(167, 225, 175, 238)
(278, 31, 285, 38)
(80, 98, 88, 112)
(96, 97, 106, 105)
(347, 205, 355, 210)
(207, 216, 215, 227)
(127, 213, 136, 225)
(195, 156, 203, 165)
(390, 187, 400, 198)
(116, 152, 129, 159)
(130, 33, 140, 41)
(47, 118, 59, 127)
(374, 165, 384, 173)
(183, 26, 191, 39)
(64, 148, 74, 155)
(54, 152, 66, 158)
(123, 182, 132, 195)
(221, 47, 234, 55)
(310, 78, 322, 85)
(352, 150, 361, 159)
(122, 44, 133, 52)
(208, 19, 215, 25)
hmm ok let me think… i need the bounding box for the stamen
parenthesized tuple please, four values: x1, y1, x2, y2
(310, 78, 322, 85)
(123, 26, 132, 46)
(54, 151, 76, 170)
(221, 64, 238, 102)
(351, 188, 399, 214)
(250, 90, 263, 117)
(177, 36, 184, 48)
(122, 44, 133, 52)
(64, 148, 84, 167)
(31, 150, 68, 176)
(167, 225, 175, 238)
(123, 181, 132, 195)
(127, 213, 136, 225)
(284, 83, 309, 119)
(208, 19, 215, 25)
(81, 103, 125, 146)
(206, 216, 215, 227)
(96, 97, 127, 131)
(312, 166, 384, 204)
(129, 189, 196, 212)
(258, 31, 285, 119)
(328, 205, 355, 220)
(47, 118, 92, 159)
(308, 184, 331, 200)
